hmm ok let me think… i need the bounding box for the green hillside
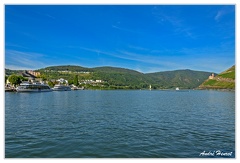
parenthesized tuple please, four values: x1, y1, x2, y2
(92, 66, 150, 89)
(43, 65, 93, 72)
(5, 69, 23, 76)
(35, 65, 212, 89)
(199, 65, 235, 90)
(146, 69, 213, 89)
(217, 65, 235, 79)
(6, 65, 214, 89)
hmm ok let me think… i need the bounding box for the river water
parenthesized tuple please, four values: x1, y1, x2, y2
(5, 90, 235, 158)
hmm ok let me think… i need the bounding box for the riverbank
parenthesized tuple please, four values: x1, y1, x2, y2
(197, 88, 235, 92)
(5, 87, 16, 92)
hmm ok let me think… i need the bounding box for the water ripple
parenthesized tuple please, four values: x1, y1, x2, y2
(5, 90, 235, 158)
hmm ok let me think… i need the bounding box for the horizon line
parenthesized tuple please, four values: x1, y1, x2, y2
(4, 64, 229, 74)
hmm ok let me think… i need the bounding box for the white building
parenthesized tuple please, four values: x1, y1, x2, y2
(57, 78, 68, 84)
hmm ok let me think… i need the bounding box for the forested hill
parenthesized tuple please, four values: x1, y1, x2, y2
(43, 65, 93, 72)
(199, 65, 235, 90)
(6, 65, 214, 89)
(35, 65, 212, 89)
(146, 69, 215, 89)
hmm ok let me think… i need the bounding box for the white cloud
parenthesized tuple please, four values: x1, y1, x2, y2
(5, 64, 32, 70)
(128, 45, 149, 51)
(112, 25, 142, 34)
(214, 6, 235, 22)
(152, 7, 196, 39)
(215, 10, 224, 21)
(79, 46, 183, 69)
(5, 50, 47, 70)
(45, 14, 56, 19)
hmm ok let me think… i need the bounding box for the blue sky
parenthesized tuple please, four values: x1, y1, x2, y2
(5, 5, 235, 73)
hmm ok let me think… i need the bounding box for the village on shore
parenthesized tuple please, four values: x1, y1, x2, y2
(5, 70, 105, 92)
(5, 65, 235, 92)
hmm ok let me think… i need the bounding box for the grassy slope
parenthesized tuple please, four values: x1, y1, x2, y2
(217, 65, 235, 79)
(199, 65, 235, 89)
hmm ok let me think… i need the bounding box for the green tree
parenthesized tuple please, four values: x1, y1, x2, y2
(73, 75, 79, 86)
(68, 79, 74, 85)
(38, 74, 47, 81)
(8, 74, 21, 87)
(47, 81, 55, 88)
(19, 76, 28, 81)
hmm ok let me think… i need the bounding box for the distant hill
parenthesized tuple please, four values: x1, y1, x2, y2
(5, 65, 215, 89)
(5, 69, 23, 76)
(146, 69, 213, 89)
(92, 66, 150, 88)
(42, 65, 93, 72)
(35, 65, 212, 89)
(198, 65, 235, 90)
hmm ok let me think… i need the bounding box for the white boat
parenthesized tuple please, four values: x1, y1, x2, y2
(52, 85, 71, 91)
(176, 87, 180, 91)
(16, 82, 52, 92)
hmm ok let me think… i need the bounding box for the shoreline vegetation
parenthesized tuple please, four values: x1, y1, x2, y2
(5, 65, 235, 91)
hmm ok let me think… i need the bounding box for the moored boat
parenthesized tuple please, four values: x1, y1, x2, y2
(52, 85, 71, 91)
(16, 82, 52, 92)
